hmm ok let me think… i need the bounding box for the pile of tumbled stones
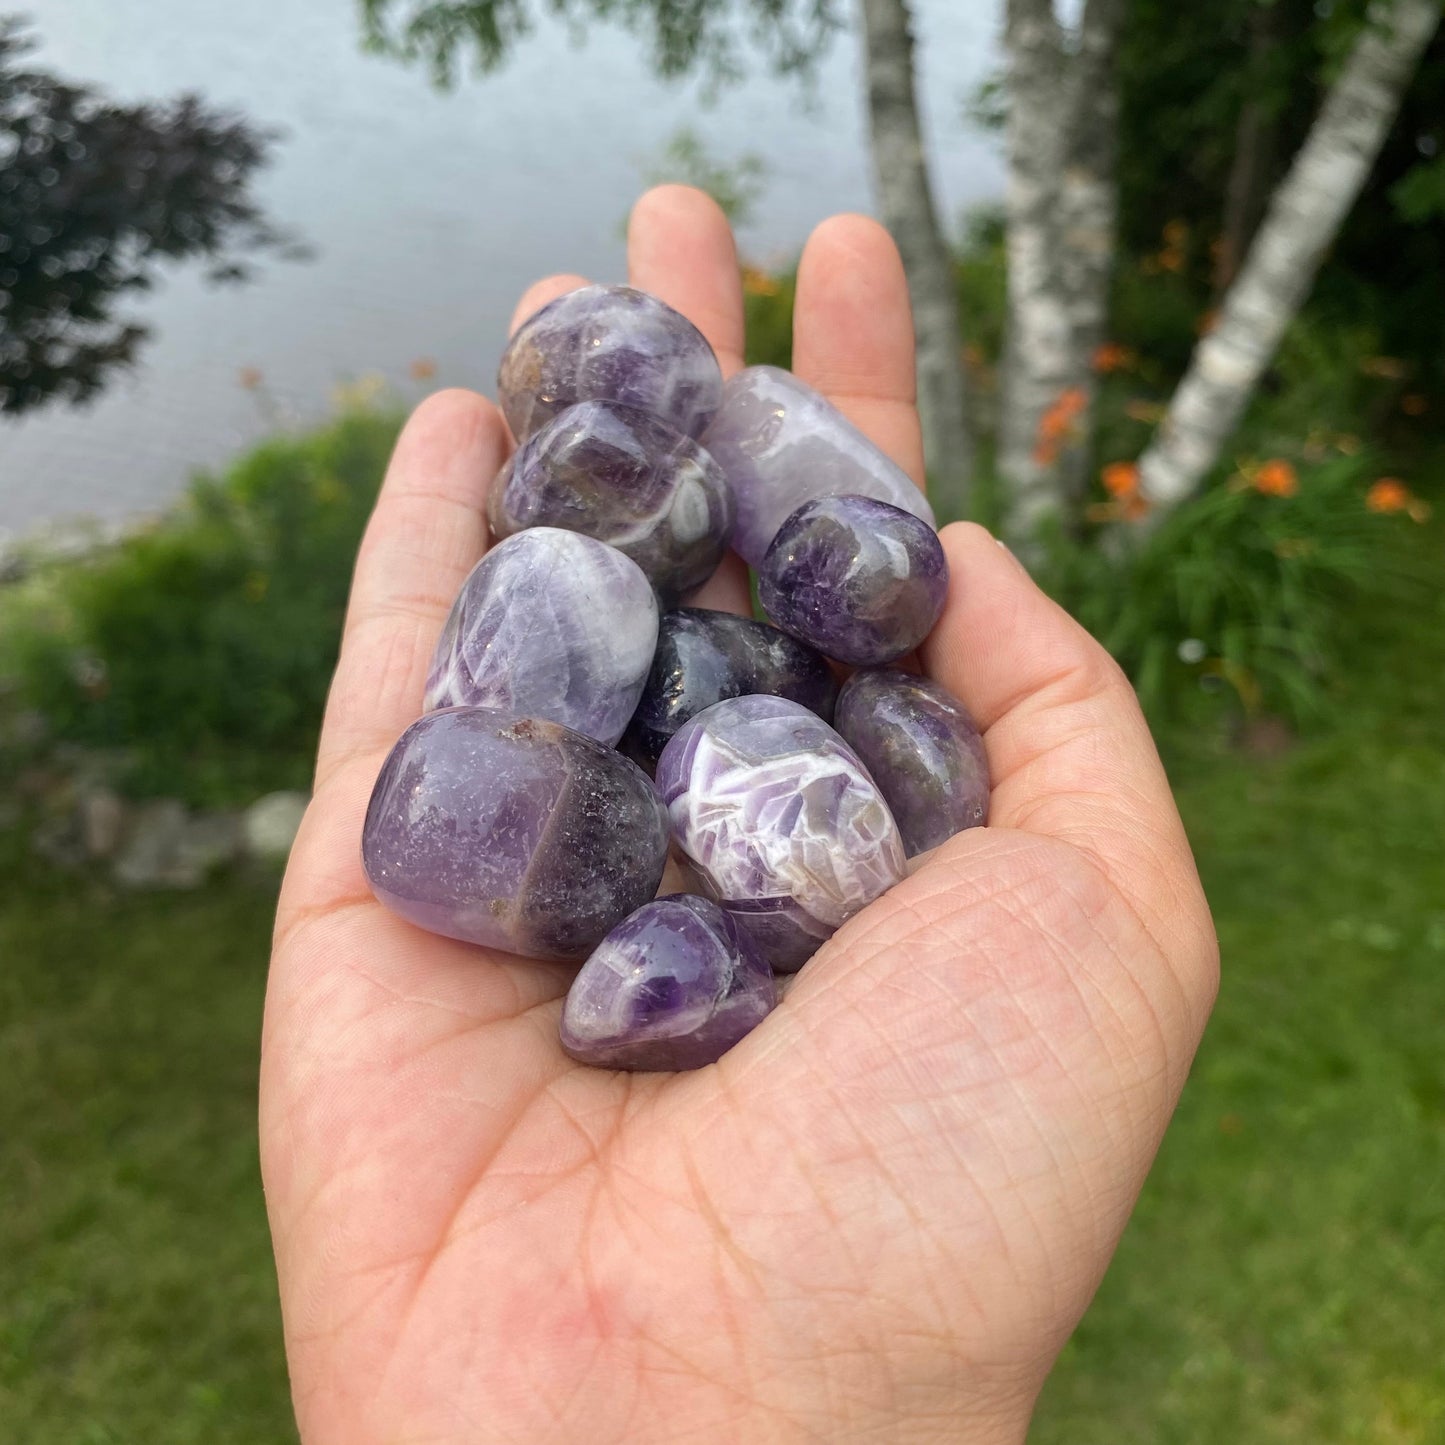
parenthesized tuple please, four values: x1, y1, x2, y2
(362, 285, 991, 1072)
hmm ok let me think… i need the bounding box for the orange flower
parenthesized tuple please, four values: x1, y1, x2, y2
(1367, 479, 1411, 513)
(238, 366, 263, 390)
(741, 265, 781, 298)
(1253, 459, 1298, 497)
(1033, 386, 1090, 464)
(1196, 310, 1220, 336)
(1163, 219, 1189, 247)
(409, 357, 438, 381)
(1101, 461, 1140, 497)
(1401, 393, 1429, 416)
(1092, 342, 1136, 374)
(1156, 249, 1186, 275)
(1359, 356, 1408, 380)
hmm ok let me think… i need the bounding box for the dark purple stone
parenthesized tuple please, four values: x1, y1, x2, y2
(498, 284, 723, 443)
(835, 670, 990, 858)
(559, 895, 777, 1071)
(757, 493, 949, 667)
(622, 607, 839, 771)
(362, 708, 669, 960)
(656, 695, 906, 972)
(424, 528, 658, 747)
(487, 400, 734, 604)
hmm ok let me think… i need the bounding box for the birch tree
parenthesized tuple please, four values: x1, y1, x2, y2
(998, 0, 1125, 541)
(858, 0, 972, 517)
(1138, 0, 1441, 512)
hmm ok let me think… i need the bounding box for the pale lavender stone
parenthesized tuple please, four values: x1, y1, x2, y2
(656, 695, 906, 972)
(498, 284, 723, 443)
(560, 895, 777, 1071)
(758, 494, 949, 666)
(362, 708, 670, 960)
(424, 528, 658, 747)
(700, 365, 937, 565)
(835, 670, 990, 858)
(488, 400, 734, 604)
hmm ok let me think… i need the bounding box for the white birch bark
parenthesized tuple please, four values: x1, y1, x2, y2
(859, 0, 973, 519)
(1139, 0, 1441, 511)
(1000, 0, 1123, 540)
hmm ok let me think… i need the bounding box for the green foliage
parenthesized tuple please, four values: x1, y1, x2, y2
(1041, 452, 1419, 724)
(358, 0, 843, 88)
(741, 267, 795, 369)
(4, 405, 401, 804)
(640, 127, 768, 227)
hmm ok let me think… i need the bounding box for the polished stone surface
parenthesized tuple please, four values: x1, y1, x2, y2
(700, 366, 936, 564)
(488, 400, 734, 604)
(498, 284, 723, 442)
(836, 669, 990, 857)
(758, 494, 949, 666)
(622, 607, 838, 770)
(362, 708, 670, 960)
(656, 695, 906, 972)
(560, 895, 777, 1071)
(424, 528, 658, 747)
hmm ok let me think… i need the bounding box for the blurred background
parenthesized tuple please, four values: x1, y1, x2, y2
(1, 0, 1441, 1440)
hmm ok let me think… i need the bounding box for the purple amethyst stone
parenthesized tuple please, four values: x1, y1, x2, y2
(498, 284, 723, 443)
(622, 607, 838, 770)
(488, 400, 734, 604)
(560, 895, 777, 1071)
(424, 528, 658, 747)
(656, 695, 906, 972)
(835, 670, 990, 858)
(700, 366, 936, 565)
(362, 709, 670, 960)
(758, 494, 949, 667)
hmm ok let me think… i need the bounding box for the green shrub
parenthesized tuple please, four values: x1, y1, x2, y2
(4, 404, 401, 804)
(1041, 453, 1424, 725)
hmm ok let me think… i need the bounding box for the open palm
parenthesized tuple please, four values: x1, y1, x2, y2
(261, 187, 1217, 1445)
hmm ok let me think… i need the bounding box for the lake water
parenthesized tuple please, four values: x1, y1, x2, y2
(0, 0, 1002, 534)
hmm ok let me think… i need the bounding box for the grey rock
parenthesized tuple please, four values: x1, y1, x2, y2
(114, 801, 241, 889)
(80, 786, 127, 859)
(243, 791, 309, 861)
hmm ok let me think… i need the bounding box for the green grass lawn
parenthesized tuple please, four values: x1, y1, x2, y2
(2, 537, 1442, 1443)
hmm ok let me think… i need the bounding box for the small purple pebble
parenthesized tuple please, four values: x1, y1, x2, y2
(498, 284, 723, 443)
(656, 695, 906, 972)
(560, 895, 777, 1071)
(362, 708, 670, 960)
(757, 494, 949, 667)
(835, 670, 990, 858)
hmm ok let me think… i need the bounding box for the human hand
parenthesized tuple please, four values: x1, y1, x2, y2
(261, 185, 1218, 1445)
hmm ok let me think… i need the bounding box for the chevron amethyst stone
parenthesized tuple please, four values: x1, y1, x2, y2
(656, 695, 906, 972)
(622, 607, 838, 770)
(758, 494, 949, 667)
(700, 366, 936, 565)
(488, 401, 734, 604)
(560, 895, 777, 1071)
(835, 670, 990, 858)
(499, 284, 723, 443)
(362, 709, 670, 960)
(424, 528, 658, 747)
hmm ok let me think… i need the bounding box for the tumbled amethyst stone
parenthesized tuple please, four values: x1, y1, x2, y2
(758, 494, 949, 667)
(487, 400, 734, 604)
(498, 284, 723, 443)
(424, 528, 658, 747)
(622, 607, 838, 770)
(835, 670, 990, 858)
(560, 895, 777, 1071)
(362, 708, 670, 960)
(656, 695, 906, 972)
(701, 366, 936, 565)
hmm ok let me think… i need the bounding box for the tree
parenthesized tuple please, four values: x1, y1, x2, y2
(1137, 0, 1441, 512)
(0, 18, 298, 417)
(859, 0, 972, 516)
(360, 0, 974, 515)
(997, 0, 1125, 542)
